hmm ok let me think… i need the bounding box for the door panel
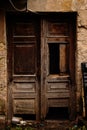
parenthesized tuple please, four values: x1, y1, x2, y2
(14, 43, 36, 74)
(13, 21, 38, 75)
(7, 13, 76, 121)
(7, 14, 40, 120)
(41, 15, 76, 120)
(13, 99, 36, 114)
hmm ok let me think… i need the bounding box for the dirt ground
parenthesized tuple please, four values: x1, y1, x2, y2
(0, 116, 87, 130)
(1, 122, 71, 130)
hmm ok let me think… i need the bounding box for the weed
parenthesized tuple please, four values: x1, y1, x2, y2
(15, 126, 22, 130)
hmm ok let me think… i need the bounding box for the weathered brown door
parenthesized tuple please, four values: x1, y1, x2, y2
(7, 14, 41, 121)
(41, 14, 76, 120)
(7, 13, 76, 121)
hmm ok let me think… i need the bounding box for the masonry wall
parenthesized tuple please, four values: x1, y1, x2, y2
(76, 9, 87, 114)
(0, 9, 7, 123)
(0, 0, 87, 121)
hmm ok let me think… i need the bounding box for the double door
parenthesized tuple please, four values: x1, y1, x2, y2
(7, 13, 76, 121)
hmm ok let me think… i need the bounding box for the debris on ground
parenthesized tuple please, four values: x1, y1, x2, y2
(12, 117, 23, 125)
(2, 116, 87, 130)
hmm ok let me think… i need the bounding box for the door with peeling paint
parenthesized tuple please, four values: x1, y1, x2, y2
(7, 13, 76, 121)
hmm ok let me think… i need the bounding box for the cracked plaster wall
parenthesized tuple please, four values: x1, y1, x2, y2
(76, 10, 87, 113)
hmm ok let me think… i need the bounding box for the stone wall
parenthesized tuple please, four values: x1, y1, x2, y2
(0, 0, 87, 120)
(0, 9, 7, 119)
(27, 0, 87, 12)
(76, 9, 87, 113)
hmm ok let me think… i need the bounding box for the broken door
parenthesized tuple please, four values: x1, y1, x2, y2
(7, 13, 76, 121)
(41, 14, 76, 120)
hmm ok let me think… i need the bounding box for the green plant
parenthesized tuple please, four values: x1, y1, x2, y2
(15, 126, 22, 130)
(24, 127, 34, 130)
(5, 125, 11, 130)
(82, 125, 86, 130)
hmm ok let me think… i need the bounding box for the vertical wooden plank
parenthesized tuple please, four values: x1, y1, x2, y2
(59, 44, 66, 73)
(41, 19, 47, 119)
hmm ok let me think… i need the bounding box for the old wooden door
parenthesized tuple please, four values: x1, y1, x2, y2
(7, 14, 41, 121)
(7, 13, 76, 121)
(41, 13, 76, 120)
